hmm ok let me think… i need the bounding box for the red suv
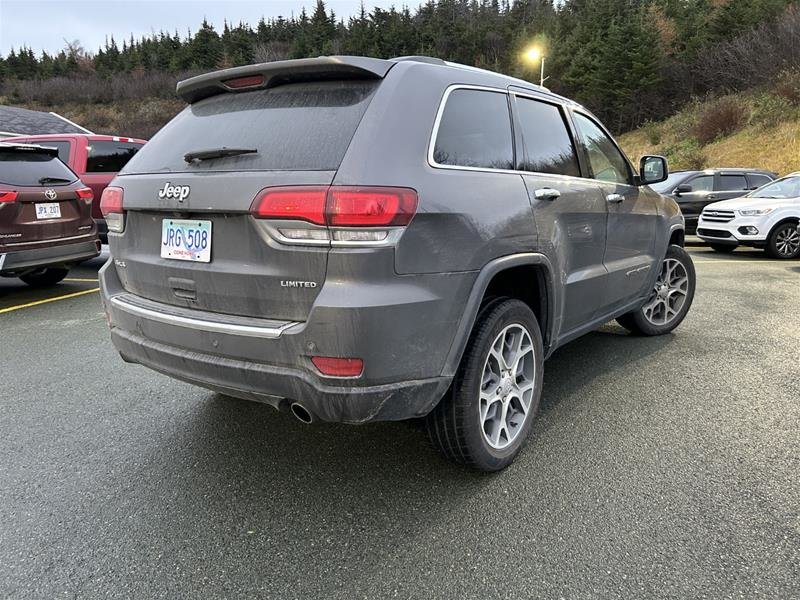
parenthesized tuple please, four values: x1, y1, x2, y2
(3, 134, 146, 242)
(0, 143, 100, 286)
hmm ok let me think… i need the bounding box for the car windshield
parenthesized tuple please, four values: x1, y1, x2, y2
(747, 175, 800, 199)
(650, 172, 689, 193)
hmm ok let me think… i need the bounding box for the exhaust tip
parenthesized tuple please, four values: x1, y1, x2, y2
(290, 402, 313, 424)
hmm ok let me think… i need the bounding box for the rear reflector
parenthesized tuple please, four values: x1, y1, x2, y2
(311, 356, 364, 377)
(251, 186, 418, 228)
(223, 74, 265, 89)
(100, 186, 125, 233)
(76, 187, 93, 203)
(0, 190, 18, 203)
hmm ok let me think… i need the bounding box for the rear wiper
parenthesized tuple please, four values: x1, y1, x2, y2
(184, 147, 258, 163)
(38, 176, 72, 184)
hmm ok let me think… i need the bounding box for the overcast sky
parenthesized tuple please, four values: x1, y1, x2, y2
(0, 0, 406, 55)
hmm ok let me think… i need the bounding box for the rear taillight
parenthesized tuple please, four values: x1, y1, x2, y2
(250, 186, 418, 246)
(100, 186, 125, 233)
(251, 187, 327, 225)
(76, 187, 93, 204)
(0, 190, 18, 203)
(311, 356, 364, 378)
(328, 187, 418, 227)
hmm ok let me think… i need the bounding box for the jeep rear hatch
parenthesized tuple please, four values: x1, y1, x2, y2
(110, 60, 390, 321)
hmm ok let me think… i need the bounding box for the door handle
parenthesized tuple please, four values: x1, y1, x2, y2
(534, 188, 561, 201)
(606, 193, 624, 203)
(707, 194, 716, 200)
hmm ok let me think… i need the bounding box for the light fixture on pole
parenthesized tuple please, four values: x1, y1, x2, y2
(523, 46, 547, 87)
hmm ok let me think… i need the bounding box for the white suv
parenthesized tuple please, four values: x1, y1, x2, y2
(697, 173, 800, 259)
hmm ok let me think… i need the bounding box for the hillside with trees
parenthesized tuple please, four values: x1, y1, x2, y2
(1, 0, 798, 142)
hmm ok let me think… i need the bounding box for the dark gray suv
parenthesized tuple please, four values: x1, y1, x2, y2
(99, 56, 695, 471)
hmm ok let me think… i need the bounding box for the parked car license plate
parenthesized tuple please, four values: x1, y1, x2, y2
(35, 202, 61, 219)
(160, 219, 212, 262)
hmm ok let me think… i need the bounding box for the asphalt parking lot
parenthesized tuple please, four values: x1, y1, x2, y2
(1, 246, 798, 599)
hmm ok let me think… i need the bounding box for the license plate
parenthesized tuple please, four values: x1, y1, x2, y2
(35, 203, 61, 219)
(160, 219, 212, 262)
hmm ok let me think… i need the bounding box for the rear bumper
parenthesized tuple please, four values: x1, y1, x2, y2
(99, 259, 464, 423)
(110, 327, 449, 422)
(0, 237, 101, 274)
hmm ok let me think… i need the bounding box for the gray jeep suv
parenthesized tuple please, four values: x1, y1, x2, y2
(99, 56, 694, 471)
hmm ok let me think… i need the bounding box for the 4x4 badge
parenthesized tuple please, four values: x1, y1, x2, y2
(44, 189, 57, 200)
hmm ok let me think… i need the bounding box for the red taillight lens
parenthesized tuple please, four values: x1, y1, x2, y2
(0, 190, 18, 203)
(251, 187, 328, 225)
(250, 186, 418, 228)
(100, 186, 125, 233)
(76, 187, 93, 202)
(311, 356, 364, 377)
(327, 187, 418, 227)
(223, 74, 265, 89)
(100, 186, 124, 215)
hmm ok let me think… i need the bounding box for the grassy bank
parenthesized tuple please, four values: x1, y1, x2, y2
(620, 73, 800, 175)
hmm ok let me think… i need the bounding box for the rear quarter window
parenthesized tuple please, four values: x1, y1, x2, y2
(86, 141, 143, 173)
(123, 80, 379, 174)
(0, 150, 78, 186)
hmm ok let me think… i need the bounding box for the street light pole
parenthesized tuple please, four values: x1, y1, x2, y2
(540, 55, 545, 87)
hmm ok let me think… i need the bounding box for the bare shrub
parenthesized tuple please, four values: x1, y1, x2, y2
(775, 69, 800, 106)
(692, 97, 748, 144)
(691, 5, 800, 94)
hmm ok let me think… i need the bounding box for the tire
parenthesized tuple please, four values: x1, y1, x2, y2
(19, 267, 69, 287)
(425, 298, 544, 472)
(766, 221, 800, 259)
(709, 244, 736, 254)
(616, 244, 696, 336)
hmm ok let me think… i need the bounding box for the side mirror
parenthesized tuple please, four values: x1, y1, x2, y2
(639, 155, 668, 186)
(674, 183, 693, 195)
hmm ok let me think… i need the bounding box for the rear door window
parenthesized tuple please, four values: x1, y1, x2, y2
(124, 80, 379, 174)
(87, 141, 144, 172)
(0, 149, 78, 186)
(717, 174, 748, 191)
(515, 96, 580, 177)
(433, 89, 513, 170)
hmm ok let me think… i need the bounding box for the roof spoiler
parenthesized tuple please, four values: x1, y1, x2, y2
(177, 56, 395, 103)
(0, 142, 59, 156)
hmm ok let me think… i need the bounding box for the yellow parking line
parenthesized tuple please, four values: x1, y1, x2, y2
(0, 287, 99, 314)
(64, 278, 99, 282)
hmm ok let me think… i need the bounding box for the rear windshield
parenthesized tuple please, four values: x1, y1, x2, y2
(0, 149, 78, 186)
(123, 80, 379, 174)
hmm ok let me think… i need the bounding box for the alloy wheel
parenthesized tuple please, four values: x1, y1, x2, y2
(479, 324, 536, 450)
(642, 258, 689, 327)
(775, 225, 800, 258)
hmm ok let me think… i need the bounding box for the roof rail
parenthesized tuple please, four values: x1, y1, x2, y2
(177, 56, 394, 103)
